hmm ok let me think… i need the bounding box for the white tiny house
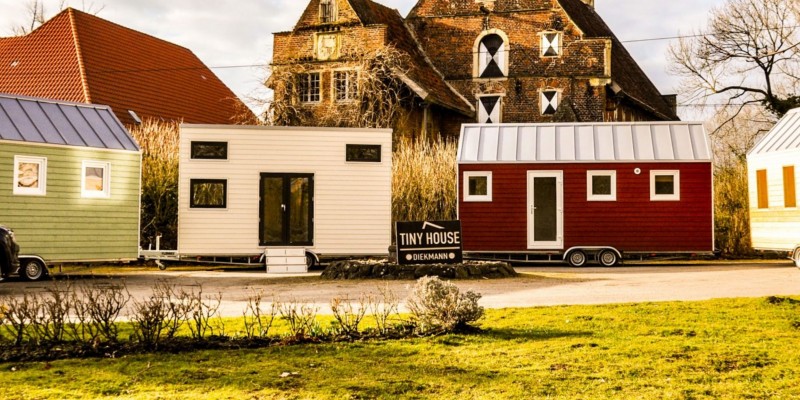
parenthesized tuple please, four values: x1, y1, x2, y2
(178, 125, 392, 270)
(747, 108, 800, 266)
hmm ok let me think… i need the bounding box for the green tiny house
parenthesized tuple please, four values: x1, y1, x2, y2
(0, 94, 141, 263)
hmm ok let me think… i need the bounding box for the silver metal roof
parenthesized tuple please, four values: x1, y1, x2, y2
(748, 107, 800, 156)
(457, 122, 711, 163)
(0, 93, 139, 151)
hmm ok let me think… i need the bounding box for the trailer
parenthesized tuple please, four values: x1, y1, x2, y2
(171, 124, 393, 272)
(457, 122, 715, 266)
(747, 108, 800, 267)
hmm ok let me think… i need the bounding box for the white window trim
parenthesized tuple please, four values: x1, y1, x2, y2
(81, 160, 111, 198)
(650, 170, 680, 201)
(477, 93, 504, 123)
(587, 170, 616, 201)
(332, 69, 359, 103)
(13, 155, 47, 196)
(472, 29, 510, 79)
(539, 31, 563, 58)
(299, 71, 322, 104)
(464, 171, 493, 202)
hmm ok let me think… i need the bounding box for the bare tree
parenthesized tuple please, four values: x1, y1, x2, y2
(669, 0, 800, 124)
(11, 0, 104, 35)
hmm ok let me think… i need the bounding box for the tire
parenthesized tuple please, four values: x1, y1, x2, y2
(20, 258, 46, 281)
(306, 253, 317, 269)
(794, 248, 800, 269)
(598, 250, 619, 267)
(567, 250, 587, 267)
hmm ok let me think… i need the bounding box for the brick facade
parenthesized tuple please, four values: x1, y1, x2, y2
(270, 0, 678, 139)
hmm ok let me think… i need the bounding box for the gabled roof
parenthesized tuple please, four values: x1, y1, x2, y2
(558, 0, 678, 120)
(748, 108, 800, 157)
(458, 122, 710, 163)
(0, 8, 253, 126)
(347, 0, 474, 115)
(0, 93, 139, 152)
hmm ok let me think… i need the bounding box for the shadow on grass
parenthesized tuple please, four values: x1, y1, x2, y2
(481, 327, 593, 341)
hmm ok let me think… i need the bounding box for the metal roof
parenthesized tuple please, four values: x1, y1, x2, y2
(748, 107, 800, 156)
(0, 93, 139, 151)
(457, 122, 710, 163)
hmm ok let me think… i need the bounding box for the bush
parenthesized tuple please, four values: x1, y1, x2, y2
(406, 276, 484, 334)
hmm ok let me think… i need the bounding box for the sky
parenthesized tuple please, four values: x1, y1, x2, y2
(0, 0, 727, 120)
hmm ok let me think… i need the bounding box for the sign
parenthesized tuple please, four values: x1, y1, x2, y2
(395, 220, 463, 265)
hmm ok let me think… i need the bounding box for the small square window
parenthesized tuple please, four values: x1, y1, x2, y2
(587, 170, 616, 201)
(13, 156, 47, 196)
(334, 71, 358, 102)
(299, 72, 321, 103)
(190, 179, 227, 208)
(191, 142, 228, 160)
(82, 161, 111, 198)
(464, 171, 492, 202)
(540, 90, 559, 115)
(346, 144, 381, 162)
(541, 32, 562, 57)
(650, 170, 680, 201)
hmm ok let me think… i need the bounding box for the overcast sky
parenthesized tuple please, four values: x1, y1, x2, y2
(0, 0, 727, 120)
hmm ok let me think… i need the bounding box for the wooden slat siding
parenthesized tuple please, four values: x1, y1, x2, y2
(178, 126, 392, 256)
(757, 169, 769, 209)
(459, 162, 713, 253)
(784, 166, 796, 208)
(0, 141, 141, 261)
(748, 149, 800, 251)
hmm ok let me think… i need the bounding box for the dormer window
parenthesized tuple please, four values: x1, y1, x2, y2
(541, 32, 562, 57)
(540, 89, 560, 115)
(474, 30, 509, 79)
(320, 0, 336, 23)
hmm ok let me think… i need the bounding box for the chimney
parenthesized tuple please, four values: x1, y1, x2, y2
(582, 0, 594, 8)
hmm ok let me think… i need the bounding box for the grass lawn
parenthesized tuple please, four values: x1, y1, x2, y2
(0, 297, 798, 399)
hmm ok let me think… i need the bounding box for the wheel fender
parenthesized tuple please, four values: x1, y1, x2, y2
(306, 251, 319, 264)
(562, 247, 622, 261)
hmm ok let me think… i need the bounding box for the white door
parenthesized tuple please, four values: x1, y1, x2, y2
(527, 171, 564, 249)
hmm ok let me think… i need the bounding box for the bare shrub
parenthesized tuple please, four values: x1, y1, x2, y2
(130, 283, 174, 347)
(185, 285, 224, 339)
(330, 294, 367, 337)
(407, 276, 484, 334)
(35, 282, 73, 343)
(0, 293, 41, 345)
(368, 284, 401, 336)
(242, 290, 278, 339)
(72, 283, 130, 343)
(277, 299, 319, 340)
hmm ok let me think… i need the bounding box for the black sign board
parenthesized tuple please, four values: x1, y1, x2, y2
(395, 220, 463, 265)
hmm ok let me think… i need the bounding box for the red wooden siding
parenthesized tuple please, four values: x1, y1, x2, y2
(458, 162, 713, 253)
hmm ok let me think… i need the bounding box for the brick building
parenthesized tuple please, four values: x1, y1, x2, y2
(271, 0, 678, 139)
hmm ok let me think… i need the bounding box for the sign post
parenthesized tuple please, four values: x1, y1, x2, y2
(395, 221, 463, 265)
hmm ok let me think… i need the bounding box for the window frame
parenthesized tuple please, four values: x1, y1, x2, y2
(540, 31, 563, 57)
(298, 72, 321, 104)
(13, 155, 47, 196)
(333, 70, 358, 102)
(463, 171, 493, 202)
(345, 144, 382, 163)
(81, 160, 112, 198)
(190, 179, 228, 209)
(473, 29, 510, 79)
(319, 0, 337, 23)
(190, 141, 229, 160)
(586, 170, 616, 201)
(540, 89, 560, 116)
(650, 170, 680, 201)
(477, 94, 503, 123)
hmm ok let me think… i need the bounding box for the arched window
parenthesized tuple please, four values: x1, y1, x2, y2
(474, 30, 509, 78)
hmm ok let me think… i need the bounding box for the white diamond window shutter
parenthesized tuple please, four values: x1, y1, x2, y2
(479, 96, 501, 123)
(478, 34, 506, 78)
(541, 91, 559, 115)
(542, 33, 561, 57)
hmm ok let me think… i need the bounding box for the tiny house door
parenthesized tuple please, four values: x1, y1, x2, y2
(527, 171, 564, 249)
(259, 173, 314, 246)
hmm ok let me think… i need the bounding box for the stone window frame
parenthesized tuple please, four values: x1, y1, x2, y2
(298, 71, 322, 104)
(332, 68, 359, 102)
(472, 29, 510, 80)
(319, 0, 337, 24)
(539, 88, 562, 115)
(539, 30, 563, 58)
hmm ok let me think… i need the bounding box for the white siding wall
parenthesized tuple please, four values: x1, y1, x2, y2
(748, 149, 800, 251)
(178, 126, 392, 256)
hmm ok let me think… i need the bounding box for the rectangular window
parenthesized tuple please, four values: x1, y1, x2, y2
(334, 70, 358, 102)
(81, 161, 111, 198)
(190, 179, 227, 208)
(757, 169, 768, 209)
(299, 72, 321, 103)
(191, 141, 228, 160)
(587, 170, 616, 201)
(540, 90, 559, 115)
(319, 0, 336, 23)
(464, 171, 492, 202)
(541, 32, 562, 57)
(346, 144, 381, 162)
(478, 96, 501, 123)
(784, 166, 796, 208)
(650, 170, 680, 201)
(13, 155, 47, 196)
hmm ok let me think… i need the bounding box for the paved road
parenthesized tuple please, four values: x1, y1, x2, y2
(0, 262, 798, 317)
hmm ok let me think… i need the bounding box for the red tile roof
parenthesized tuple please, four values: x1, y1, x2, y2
(0, 8, 253, 126)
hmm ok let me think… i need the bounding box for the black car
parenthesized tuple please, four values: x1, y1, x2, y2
(0, 226, 47, 281)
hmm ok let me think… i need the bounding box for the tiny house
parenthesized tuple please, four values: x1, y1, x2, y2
(747, 108, 800, 266)
(457, 122, 714, 266)
(178, 125, 392, 271)
(0, 94, 141, 268)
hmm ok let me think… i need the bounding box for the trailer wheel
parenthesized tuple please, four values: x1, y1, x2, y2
(794, 248, 800, 269)
(598, 250, 619, 267)
(567, 250, 587, 267)
(306, 253, 317, 269)
(21, 258, 46, 281)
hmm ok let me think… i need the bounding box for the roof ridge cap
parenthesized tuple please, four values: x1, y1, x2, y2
(67, 8, 92, 103)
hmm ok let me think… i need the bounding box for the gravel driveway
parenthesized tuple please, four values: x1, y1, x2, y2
(0, 261, 798, 317)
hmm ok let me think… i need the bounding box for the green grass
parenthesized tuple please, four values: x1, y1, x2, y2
(1, 297, 799, 399)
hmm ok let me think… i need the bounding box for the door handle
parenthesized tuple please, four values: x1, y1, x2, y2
(281, 204, 286, 212)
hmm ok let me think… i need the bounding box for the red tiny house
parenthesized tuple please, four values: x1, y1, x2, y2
(457, 123, 714, 266)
